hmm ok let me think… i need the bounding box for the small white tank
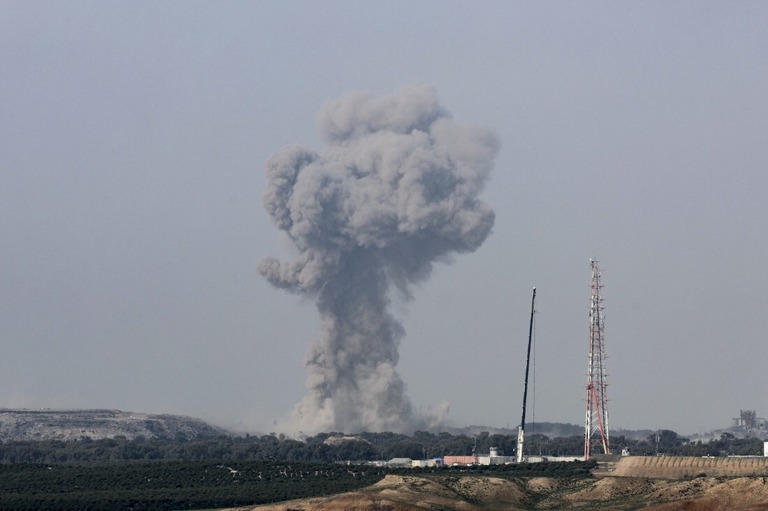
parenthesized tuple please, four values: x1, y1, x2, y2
(490, 447, 499, 457)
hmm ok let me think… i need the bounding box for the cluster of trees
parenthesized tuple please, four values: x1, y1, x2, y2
(525, 430, 765, 457)
(0, 429, 764, 465)
(0, 430, 540, 464)
(0, 434, 376, 464)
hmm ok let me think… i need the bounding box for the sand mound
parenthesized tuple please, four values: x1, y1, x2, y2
(231, 475, 529, 511)
(643, 477, 768, 511)
(613, 456, 768, 479)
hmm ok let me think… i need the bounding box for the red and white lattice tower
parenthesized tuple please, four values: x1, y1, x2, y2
(584, 259, 610, 459)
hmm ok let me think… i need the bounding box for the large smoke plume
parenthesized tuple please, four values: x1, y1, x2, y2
(259, 84, 498, 433)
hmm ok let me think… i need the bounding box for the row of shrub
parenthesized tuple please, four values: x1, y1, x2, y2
(0, 460, 386, 511)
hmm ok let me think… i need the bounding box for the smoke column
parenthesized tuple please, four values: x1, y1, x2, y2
(259, 84, 498, 433)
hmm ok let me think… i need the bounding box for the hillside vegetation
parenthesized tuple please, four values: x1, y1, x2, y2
(1, 428, 764, 465)
(0, 409, 225, 442)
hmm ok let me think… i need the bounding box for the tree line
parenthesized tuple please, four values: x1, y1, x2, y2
(525, 430, 765, 457)
(0, 429, 763, 465)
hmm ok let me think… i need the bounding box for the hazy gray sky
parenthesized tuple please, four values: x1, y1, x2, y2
(2, 1, 766, 436)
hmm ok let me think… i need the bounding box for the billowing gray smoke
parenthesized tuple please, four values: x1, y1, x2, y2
(259, 84, 498, 433)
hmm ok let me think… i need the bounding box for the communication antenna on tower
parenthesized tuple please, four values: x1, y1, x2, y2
(584, 259, 610, 459)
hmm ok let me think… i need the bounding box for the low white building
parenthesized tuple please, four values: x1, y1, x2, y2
(477, 447, 516, 466)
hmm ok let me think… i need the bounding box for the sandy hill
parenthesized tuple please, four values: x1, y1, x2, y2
(611, 455, 768, 478)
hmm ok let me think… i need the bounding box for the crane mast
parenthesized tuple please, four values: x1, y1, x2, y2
(517, 287, 536, 463)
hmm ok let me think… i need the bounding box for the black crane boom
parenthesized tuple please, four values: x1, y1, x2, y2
(516, 287, 536, 462)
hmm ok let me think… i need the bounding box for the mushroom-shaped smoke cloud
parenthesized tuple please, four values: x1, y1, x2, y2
(259, 84, 498, 433)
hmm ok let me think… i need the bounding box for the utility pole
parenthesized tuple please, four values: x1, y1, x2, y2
(584, 260, 610, 459)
